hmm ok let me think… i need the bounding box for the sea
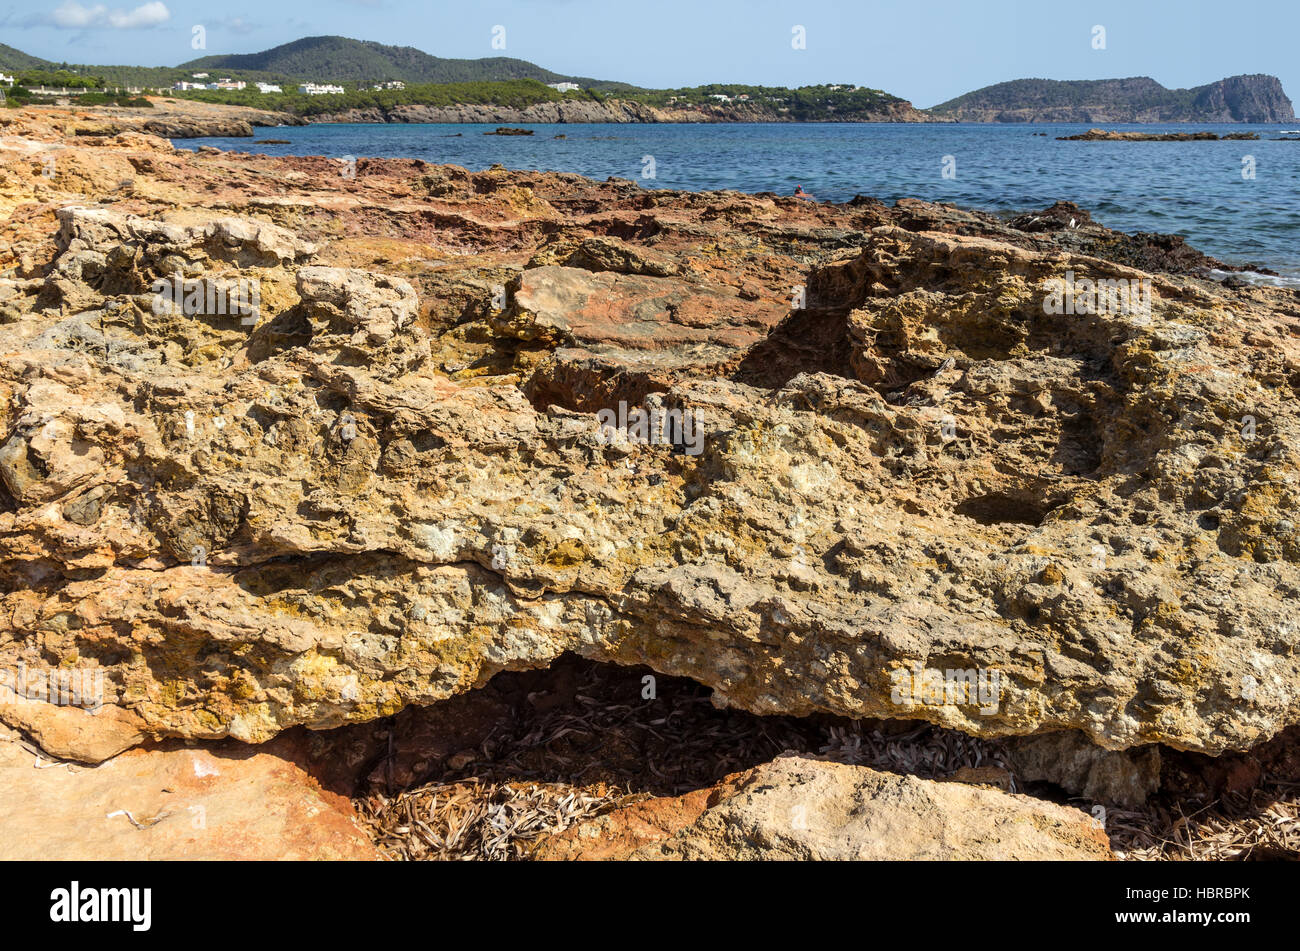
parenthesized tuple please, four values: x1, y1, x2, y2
(187, 121, 1300, 281)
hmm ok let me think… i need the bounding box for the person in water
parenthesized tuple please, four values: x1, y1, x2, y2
(794, 185, 814, 200)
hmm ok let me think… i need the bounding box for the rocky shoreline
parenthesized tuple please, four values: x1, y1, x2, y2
(16, 98, 306, 138)
(22, 95, 935, 137)
(307, 96, 936, 125)
(2, 104, 1299, 859)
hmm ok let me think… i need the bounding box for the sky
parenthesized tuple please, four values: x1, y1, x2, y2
(1, 0, 1297, 109)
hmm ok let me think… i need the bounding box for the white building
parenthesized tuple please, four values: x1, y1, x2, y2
(547, 82, 580, 93)
(709, 94, 732, 102)
(172, 81, 206, 91)
(371, 80, 405, 90)
(299, 83, 346, 95)
(256, 82, 282, 94)
(0, 74, 14, 86)
(205, 80, 246, 90)
(192, 72, 209, 79)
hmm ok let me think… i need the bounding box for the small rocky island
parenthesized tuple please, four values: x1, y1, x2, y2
(1059, 128, 1260, 141)
(931, 74, 1295, 123)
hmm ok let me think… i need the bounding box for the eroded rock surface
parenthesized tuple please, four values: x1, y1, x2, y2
(535, 754, 1114, 860)
(2, 106, 1300, 766)
(0, 724, 377, 859)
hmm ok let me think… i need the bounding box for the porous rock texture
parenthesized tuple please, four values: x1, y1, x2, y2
(2, 106, 1300, 770)
(533, 753, 1114, 860)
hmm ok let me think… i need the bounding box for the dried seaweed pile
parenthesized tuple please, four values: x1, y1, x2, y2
(355, 658, 1013, 860)
(1109, 786, 1300, 860)
(351, 657, 1300, 861)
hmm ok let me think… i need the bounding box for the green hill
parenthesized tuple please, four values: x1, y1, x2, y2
(0, 35, 635, 93)
(0, 43, 54, 71)
(178, 36, 633, 90)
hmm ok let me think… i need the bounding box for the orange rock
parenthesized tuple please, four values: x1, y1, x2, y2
(0, 725, 378, 860)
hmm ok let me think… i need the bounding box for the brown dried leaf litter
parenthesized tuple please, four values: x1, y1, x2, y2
(353, 658, 1300, 861)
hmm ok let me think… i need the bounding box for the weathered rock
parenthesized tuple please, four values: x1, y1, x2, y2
(0, 691, 146, 763)
(560, 236, 682, 277)
(0, 725, 377, 859)
(2, 105, 1300, 769)
(144, 117, 255, 138)
(535, 754, 1114, 860)
(296, 265, 418, 345)
(1005, 732, 1162, 807)
(502, 264, 784, 374)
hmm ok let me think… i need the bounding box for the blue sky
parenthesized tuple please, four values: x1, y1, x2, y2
(1, 0, 1296, 108)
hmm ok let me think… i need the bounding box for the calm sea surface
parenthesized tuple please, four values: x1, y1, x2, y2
(189, 121, 1300, 279)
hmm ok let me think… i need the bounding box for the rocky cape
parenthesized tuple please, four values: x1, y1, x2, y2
(2, 106, 1300, 772)
(308, 97, 935, 125)
(930, 74, 1296, 123)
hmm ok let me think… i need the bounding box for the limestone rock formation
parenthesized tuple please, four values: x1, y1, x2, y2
(2, 106, 1300, 771)
(535, 754, 1114, 860)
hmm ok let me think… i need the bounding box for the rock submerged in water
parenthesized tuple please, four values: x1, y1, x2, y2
(1, 106, 1300, 774)
(1058, 128, 1260, 141)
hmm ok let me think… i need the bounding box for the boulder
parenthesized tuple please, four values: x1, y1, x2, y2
(534, 755, 1114, 860)
(0, 725, 378, 859)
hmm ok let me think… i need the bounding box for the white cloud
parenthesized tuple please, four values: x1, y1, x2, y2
(50, 2, 171, 29)
(218, 16, 257, 34)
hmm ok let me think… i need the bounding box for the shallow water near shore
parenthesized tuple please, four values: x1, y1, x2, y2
(190, 120, 1300, 280)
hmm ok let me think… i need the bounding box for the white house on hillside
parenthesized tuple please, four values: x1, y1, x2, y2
(299, 83, 346, 95)
(256, 82, 282, 93)
(547, 82, 580, 93)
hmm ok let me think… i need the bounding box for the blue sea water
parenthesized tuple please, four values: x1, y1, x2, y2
(188, 121, 1300, 279)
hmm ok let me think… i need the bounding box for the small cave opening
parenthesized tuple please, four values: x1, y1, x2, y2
(268, 654, 1013, 859)
(955, 493, 1050, 527)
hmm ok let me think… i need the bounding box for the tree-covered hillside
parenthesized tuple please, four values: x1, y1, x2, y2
(178, 36, 631, 90)
(0, 43, 53, 71)
(0, 35, 632, 93)
(627, 83, 906, 119)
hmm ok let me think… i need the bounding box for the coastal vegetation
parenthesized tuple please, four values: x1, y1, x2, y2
(623, 83, 906, 119)
(171, 79, 586, 116)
